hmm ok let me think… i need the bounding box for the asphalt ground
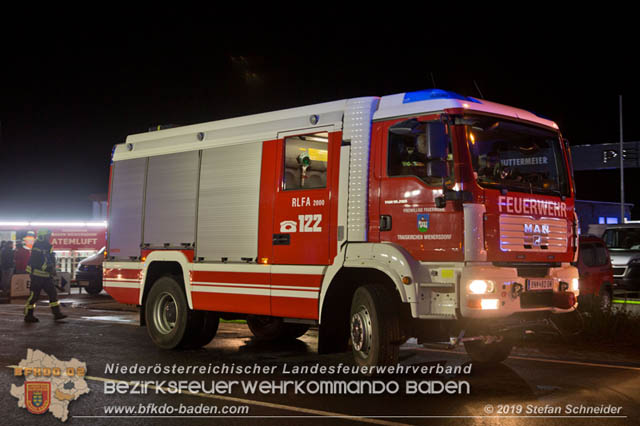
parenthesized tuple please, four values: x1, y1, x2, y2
(1, 293, 639, 426)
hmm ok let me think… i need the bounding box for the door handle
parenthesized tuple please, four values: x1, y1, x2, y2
(380, 215, 392, 232)
(273, 234, 290, 245)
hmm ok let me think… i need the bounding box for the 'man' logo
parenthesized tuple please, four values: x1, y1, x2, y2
(25, 382, 51, 415)
(524, 224, 550, 234)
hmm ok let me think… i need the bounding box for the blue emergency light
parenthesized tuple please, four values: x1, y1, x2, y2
(402, 89, 482, 104)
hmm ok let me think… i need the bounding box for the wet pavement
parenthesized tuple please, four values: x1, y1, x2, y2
(1, 292, 639, 425)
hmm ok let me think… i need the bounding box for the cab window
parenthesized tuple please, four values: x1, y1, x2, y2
(283, 132, 328, 190)
(387, 119, 453, 186)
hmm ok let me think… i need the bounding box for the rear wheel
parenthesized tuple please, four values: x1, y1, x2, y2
(350, 285, 401, 368)
(181, 311, 220, 349)
(464, 339, 513, 364)
(145, 275, 218, 349)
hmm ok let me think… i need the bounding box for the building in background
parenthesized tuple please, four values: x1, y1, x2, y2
(575, 199, 633, 235)
(0, 222, 106, 278)
(0, 194, 108, 276)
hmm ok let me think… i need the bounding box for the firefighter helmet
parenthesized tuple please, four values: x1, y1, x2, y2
(36, 229, 52, 241)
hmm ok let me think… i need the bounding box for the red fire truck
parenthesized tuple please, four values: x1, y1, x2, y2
(104, 89, 579, 366)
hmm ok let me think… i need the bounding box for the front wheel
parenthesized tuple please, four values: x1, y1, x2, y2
(464, 339, 513, 364)
(350, 285, 401, 368)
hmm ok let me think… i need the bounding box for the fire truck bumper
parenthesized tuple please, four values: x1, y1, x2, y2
(457, 262, 579, 319)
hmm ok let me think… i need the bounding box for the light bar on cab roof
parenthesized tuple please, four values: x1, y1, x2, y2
(0, 221, 108, 227)
(403, 89, 482, 105)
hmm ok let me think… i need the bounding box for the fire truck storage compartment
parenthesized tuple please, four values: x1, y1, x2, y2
(143, 150, 199, 248)
(108, 157, 146, 260)
(196, 142, 263, 262)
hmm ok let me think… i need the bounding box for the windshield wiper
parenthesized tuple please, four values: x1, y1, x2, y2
(537, 188, 567, 200)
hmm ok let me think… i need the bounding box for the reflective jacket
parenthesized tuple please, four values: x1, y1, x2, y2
(27, 240, 56, 278)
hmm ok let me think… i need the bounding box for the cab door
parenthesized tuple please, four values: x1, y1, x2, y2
(271, 130, 340, 265)
(373, 116, 464, 262)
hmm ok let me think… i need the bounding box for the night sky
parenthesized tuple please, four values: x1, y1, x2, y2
(2, 15, 640, 219)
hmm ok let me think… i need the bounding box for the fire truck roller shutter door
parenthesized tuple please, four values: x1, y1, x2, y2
(108, 158, 147, 260)
(143, 151, 199, 248)
(197, 142, 263, 262)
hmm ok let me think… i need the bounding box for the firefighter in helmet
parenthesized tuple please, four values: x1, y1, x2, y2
(24, 229, 67, 322)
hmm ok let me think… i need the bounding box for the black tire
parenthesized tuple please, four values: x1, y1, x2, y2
(247, 316, 285, 340)
(283, 323, 310, 339)
(247, 317, 309, 341)
(86, 280, 103, 295)
(349, 285, 401, 368)
(181, 311, 220, 349)
(600, 286, 613, 311)
(464, 339, 513, 364)
(145, 275, 199, 349)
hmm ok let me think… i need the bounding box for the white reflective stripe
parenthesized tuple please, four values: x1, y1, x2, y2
(271, 289, 319, 299)
(192, 285, 270, 296)
(104, 278, 139, 283)
(191, 282, 269, 288)
(191, 263, 271, 272)
(271, 285, 319, 291)
(191, 282, 319, 291)
(271, 265, 326, 275)
(103, 281, 140, 289)
(191, 263, 325, 275)
(191, 285, 318, 299)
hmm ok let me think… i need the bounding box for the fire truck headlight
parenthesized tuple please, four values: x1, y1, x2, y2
(468, 280, 494, 294)
(480, 299, 499, 310)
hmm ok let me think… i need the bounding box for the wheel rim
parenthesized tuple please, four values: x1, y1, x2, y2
(154, 292, 178, 334)
(350, 306, 372, 357)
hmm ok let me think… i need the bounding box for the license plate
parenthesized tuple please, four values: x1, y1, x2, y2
(526, 279, 553, 291)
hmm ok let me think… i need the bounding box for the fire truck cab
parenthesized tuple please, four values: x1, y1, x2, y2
(104, 89, 579, 367)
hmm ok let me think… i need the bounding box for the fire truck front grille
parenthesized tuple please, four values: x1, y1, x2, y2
(520, 291, 553, 308)
(499, 215, 567, 253)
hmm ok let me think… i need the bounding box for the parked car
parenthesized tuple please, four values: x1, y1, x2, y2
(75, 247, 104, 295)
(600, 224, 640, 292)
(575, 236, 614, 308)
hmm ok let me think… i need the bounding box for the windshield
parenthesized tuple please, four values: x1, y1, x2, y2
(464, 116, 570, 196)
(602, 228, 640, 250)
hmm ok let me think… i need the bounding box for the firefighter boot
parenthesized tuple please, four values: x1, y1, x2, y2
(24, 310, 39, 323)
(51, 304, 67, 321)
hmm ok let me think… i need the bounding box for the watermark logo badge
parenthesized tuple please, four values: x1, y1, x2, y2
(10, 349, 90, 422)
(25, 381, 51, 415)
